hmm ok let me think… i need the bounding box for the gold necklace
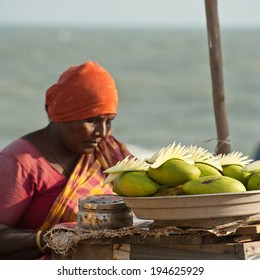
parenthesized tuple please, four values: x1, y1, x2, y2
(44, 125, 70, 176)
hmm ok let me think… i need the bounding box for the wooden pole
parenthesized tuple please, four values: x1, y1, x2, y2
(204, 0, 231, 154)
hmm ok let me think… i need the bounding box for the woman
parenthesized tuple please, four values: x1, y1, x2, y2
(0, 61, 131, 259)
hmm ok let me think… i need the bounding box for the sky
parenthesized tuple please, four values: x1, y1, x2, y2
(1, 0, 260, 28)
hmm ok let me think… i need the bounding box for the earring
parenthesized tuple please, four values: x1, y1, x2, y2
(94, 131, 100, 136)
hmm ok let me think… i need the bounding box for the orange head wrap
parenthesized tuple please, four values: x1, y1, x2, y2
(45, 61, 118, 122)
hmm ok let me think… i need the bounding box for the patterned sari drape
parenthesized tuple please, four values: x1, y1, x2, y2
(39, 137, 130, 231)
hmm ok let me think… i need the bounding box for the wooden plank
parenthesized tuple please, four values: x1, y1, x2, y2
(152, 215, 255, 229)
(135, 234, 204, 245)
(234, 234, 260, 243)
(113, 244, 130, 260)
(59, 241, 260, 260)
(234, 241, 260, 259)
(235, 225, 260, 235)
(80, 235, 137, 245)
(153, 240, 260, 260)
(130, 243, 240, 260)
(53, 244, 114, 260)
(158, 243, 236, 255)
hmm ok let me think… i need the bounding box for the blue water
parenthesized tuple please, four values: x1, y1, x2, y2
(0, 26, 260, 158)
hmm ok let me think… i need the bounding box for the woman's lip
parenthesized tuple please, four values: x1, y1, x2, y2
(86, 142, 98, 148)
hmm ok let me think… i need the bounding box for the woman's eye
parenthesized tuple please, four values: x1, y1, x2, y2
(85, 116, 114, 126)
(86, 118, 98, 124)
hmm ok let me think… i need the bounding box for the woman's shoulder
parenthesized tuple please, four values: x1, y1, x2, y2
(0, 132, 62, 179)
(0, 132, 44, 169)
(1, 138, 38, 156)
(1, 128, 47, 157)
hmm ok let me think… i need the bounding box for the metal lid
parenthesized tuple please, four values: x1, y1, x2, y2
(78, 194, 128, 210)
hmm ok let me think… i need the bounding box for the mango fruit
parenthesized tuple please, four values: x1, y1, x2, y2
(195, 162, 222, 177)
(116, 171, 159, 197)
(247, 172, 260, 190)
(112, 176, 125, 196)
(182, 175, 246, 195)
(222, 164, 250, 185)
(147, 158, 201, 186)
(153, 185, 185, 196)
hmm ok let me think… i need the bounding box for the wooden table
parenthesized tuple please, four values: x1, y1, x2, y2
(51, 220, 260, 260)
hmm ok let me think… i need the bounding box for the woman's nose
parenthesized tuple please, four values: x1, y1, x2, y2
(95, 121, 107, 138)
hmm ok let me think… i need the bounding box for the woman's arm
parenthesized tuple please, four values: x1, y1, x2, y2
(0, 224, 49, 260)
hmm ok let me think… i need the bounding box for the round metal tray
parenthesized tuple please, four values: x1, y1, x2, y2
(122, 190, 260, 220)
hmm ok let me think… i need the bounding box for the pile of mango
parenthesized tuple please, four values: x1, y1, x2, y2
(103, 142, 260, 197)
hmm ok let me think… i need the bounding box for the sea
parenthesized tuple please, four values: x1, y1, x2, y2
(0, 25, 260, 159)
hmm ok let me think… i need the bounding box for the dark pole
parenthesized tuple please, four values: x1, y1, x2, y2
(205, 0, 231, 154)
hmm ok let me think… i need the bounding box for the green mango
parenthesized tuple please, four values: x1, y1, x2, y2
(222, 164, 250, 185)
(247, 172, 260, 190)
(147, 158, 201, 186)
(153, 185, 185, 196)
(195, 162, 222, 177)
(112, 176, 125, 196)
(182, 175, 246, 195)
(117, 171, 159, 197)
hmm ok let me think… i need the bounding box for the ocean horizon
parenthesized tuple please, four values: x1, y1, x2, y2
(1, 25, 259, 158)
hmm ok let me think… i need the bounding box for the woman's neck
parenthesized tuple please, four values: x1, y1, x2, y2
(44, 123, 79, 177)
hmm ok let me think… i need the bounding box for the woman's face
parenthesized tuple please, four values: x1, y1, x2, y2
(57, 114, 115, 154)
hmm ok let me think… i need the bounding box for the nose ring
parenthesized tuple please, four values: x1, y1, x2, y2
(94, 131, 100, 136)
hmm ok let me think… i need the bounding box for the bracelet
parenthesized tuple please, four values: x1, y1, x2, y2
(36, 230, 45, 253)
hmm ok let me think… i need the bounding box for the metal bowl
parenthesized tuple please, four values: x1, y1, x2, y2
(123, 190, 260, 220)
